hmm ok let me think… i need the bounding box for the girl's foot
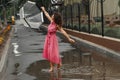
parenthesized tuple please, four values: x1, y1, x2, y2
(57, 63, 62, 69)
(49, 62, 54, 72)
(49, 67, 53, 72)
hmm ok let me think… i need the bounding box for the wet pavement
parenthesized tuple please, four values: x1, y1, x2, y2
(2, 20, 120, 80)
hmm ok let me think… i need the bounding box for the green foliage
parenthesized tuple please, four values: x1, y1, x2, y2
(81, 26, 88, 32)
(105, 29, 118, 38)
(91, 27, 100, 35)
(35, 0, 51, 9)
(118, 0, 120, 8)
(104, 27, 120, 38)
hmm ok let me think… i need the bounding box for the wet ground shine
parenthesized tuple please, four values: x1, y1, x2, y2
(2, 20, 120, 80)
(26, 48, 120, 80)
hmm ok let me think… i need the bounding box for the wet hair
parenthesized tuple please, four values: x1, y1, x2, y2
(53, 12, 62, 27)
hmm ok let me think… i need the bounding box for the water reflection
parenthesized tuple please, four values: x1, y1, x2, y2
(50, 70, 61, 80)
(26, 47, 120, 80)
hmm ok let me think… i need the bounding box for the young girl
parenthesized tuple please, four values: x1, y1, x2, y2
(41, 6, 75, 72)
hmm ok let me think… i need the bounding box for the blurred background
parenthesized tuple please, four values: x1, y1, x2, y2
(1, 0, 120, 39)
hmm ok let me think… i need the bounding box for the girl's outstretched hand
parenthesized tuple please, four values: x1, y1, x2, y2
(41, 6, 45, 11)
(68, 38, 75, 43)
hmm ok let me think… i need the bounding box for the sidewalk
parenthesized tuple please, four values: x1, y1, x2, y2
(0, 25, 14, 79)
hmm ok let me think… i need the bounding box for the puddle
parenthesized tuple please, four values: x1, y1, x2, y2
(31, 48, 43, 51)
(23, 50, 43, 53)
(20, 27, 120, 80)
(12, 63, 20, 75)
(25, 46, 120, 80)
(30, 43, 40, 46)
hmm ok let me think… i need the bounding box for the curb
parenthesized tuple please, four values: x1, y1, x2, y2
(0, 26, 14, 79)
(71, 36, 120, 61)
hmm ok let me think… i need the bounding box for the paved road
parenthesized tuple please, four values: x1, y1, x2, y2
(2, 20, 76, 80)
(2, 20, 120, 80)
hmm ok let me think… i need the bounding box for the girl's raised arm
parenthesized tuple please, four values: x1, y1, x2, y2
(57, 25, 75, 43)
(41, 7, 52, 22)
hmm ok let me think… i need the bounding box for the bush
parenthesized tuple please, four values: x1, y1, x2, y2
(91, 27, 100, 35)
(81, 26, 88, 32)
(105, 29, 118, 38)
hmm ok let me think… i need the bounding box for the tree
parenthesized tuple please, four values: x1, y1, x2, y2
(118, 0, 120, 7)
(35, 0, 51, 9)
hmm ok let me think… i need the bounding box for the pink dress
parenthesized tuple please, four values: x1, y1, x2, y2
(43, 22, 61, 64)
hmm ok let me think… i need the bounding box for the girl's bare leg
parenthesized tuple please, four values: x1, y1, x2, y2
(57, 63, 62, 69)
(49, 62, 54, 72)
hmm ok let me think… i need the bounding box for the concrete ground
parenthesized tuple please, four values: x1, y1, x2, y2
(0, 20, 120, 80)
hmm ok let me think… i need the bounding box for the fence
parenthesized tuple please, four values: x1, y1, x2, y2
(61, 0, 120, 39)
